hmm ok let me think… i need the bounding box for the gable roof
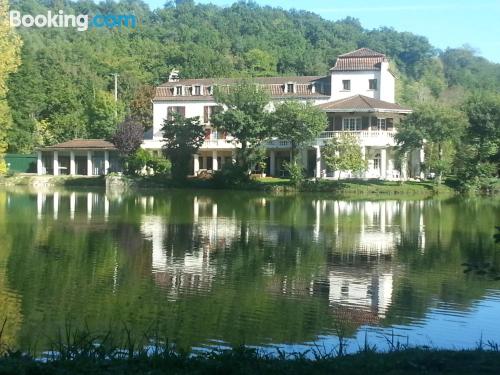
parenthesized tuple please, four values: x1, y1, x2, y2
(338, 48, 385, 58)
(331, 48, 388, 72)
(154, 76, 331, 101)
(317, 95, 411, 113)
(41, 139, 116, 150)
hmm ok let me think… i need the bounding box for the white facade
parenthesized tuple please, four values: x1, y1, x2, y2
(145, 48, 421, 180)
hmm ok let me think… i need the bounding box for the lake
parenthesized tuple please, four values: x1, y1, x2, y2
(0, 188, 499, 354)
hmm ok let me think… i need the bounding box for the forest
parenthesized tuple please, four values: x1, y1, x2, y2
(1, 0, 500, 154)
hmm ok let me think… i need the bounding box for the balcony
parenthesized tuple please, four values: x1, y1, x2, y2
(317, 130, 397, 147)
(200, 138, 238, 149)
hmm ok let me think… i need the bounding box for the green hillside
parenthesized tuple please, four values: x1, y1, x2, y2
(4, 0, 500, 153)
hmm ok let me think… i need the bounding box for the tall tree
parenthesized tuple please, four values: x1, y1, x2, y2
(212, 81, 271, 172)
(87, 91, 125, 139)
(162, 113, 205, 181)
(110, 117, 145, 157)
(0, 0, 22, 173)
(323, 133, 367, 179)
(396, 103, 466, 182)
(270, 100, 327, 164)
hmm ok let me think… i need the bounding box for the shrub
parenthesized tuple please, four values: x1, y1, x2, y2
(126, 150, 171, 177)
(283, 161, 305, 187)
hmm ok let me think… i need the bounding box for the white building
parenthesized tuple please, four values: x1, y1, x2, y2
(144, 48, 423, 180)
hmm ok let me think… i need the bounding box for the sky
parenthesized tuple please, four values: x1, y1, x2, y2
(143, 0, 500, 63)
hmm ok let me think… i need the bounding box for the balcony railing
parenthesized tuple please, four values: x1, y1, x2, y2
(320, 130, 396, 139)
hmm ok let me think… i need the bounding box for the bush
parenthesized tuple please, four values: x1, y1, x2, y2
(126, 149, 171, 177)
(283, 161, 305, 187)
(213, 164, 250, 188)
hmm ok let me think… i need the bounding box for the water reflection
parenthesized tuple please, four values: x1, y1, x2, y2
(1, 188, 499, 351)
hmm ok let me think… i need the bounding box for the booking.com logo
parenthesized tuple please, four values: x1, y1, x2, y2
(9, 10, 138, 32)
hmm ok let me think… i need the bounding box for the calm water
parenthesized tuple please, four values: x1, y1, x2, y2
(0, 188, 499, 353)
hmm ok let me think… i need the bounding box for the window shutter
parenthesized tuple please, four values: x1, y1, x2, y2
(204, 128, 211, 140)
(167, 107, 173, 120)
(334, 115, 342, 130)
(204, 106, 209, 123)
(178, 106, 186, 117)
(387, 118, 394, 129)
(362, 116, 369, 130)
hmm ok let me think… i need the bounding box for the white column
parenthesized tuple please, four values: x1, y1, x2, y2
(70, 151, 76, 175)
(315, 146, 321, 178)
(53, 151, 59, 176)
(87, 151, 92, 176)
(104, 151, 110, 175)
(380, 148, 387, 179)
(401, 152, 408, 180)
(419, 147, 425, 179)
(193, 154, 200, 175)
(270, 151, 276, 176)
(37, 151, 43, 175)
(361, 146, 367, 179)
(212, 150, 218, 171)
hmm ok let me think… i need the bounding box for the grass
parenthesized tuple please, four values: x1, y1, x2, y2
(2, 173, 495, 198)
(0, 346, 499, 374)
(1, 323, 499, 374)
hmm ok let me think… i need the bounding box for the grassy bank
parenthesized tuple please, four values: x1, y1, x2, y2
(1, 174, 494, 197)
(0, 347, 499, 374)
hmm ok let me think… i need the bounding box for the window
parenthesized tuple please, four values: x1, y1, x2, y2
(377, 118, 386, 130)
(374, 153, 381, 170)
(342, 80, 351, 91)
(167, 106, 185, 120)
(194, 85, 201, 95)
(369, 79, 378, 90)
(287, 83, 295, 93)
(175, 86, 183, 96)
(342, 117, 361, 131)
(204, 106, 222, 124)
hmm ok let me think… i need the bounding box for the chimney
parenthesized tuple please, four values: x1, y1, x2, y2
(168, 69, 180, 82)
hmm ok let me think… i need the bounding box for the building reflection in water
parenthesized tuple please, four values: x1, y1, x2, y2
(31, 191, 428, 320)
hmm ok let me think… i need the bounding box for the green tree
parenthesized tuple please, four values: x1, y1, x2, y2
(395, 103, 466, 183)
(212, 81, 271, 173)
(0, 0, 22, 173)
(457, 92, 500, 189)
(242, 49, 277, 77)
(323, 133, 367, 179)
(270, 100, 327, 164)
(162, 113, 205, 181)
(87, 91, 125, 139)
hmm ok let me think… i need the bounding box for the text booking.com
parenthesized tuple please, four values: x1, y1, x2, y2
(9, 10, 138, 32)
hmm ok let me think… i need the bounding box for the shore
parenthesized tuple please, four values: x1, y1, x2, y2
(0, 174, 467, 196)
(0, 348, 499, 374)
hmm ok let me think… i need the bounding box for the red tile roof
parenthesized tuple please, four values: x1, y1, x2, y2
(41, 139, 116, 150)
(331, 48, 387, 72)
(154, 76, 331, 101)
(317, 95, 411, 112)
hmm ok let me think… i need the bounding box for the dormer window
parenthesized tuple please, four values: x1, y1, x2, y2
(194, 85, 202, 96)
(369, 79, 378, 90)
(342, 80, 351, 91)
(175, 86, 183, 96)
(208, 86, 214, 95)
(286, 83, 295, 94)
